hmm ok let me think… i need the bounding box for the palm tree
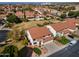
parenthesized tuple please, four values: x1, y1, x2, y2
(3, 45, 18, 57)
(21, 5, 28, 22)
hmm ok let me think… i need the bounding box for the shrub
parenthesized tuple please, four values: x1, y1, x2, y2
(37, 24, 44, 27)
(33, 47, 41, 56)
(60, 13, 66, 19)
(22, 39, 28, 45)
(58, 36, 70, 45)
(3, 45, 18, 57)
(43, 22, 49, 25)
(6, 14, 22, 24)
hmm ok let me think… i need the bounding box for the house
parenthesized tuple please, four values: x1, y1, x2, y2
(46, 18, 77, 37)
(15, 11, 45, 21)
(26, 27, 53, 46)
(25, 11, 35, 19)
(15, 11, 24, 18)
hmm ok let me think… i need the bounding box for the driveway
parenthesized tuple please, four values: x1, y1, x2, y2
(40, 41, 66, 57)
(48, 40, 79, 57)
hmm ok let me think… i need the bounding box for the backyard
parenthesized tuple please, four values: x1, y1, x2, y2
(12, 20, 60, 31)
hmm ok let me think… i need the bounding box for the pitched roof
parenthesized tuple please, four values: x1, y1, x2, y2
(25, 11, 35, 17)
(15, 11, 24, 17)
(28, 27, 51, 39)
(51, 18, 76, 32)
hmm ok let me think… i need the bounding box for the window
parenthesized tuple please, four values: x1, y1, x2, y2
(43, 36, 45, 37)
(33, 39, 36, 41)
(34, 42, 37, 44)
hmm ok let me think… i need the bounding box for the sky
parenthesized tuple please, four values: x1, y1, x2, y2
(0, 0, 78, 2)
(0, 2, 78, 5)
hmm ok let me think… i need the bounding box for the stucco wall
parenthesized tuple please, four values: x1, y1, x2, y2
(46, 25, 57, 37)
(26, 30, 34, 45)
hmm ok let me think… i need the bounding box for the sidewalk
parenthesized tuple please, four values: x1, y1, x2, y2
(40, 41, 68, 57)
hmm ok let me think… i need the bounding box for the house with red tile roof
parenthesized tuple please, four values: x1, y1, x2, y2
(15, 11, 24, 18)
(26, 27, 53, 46)
(46, 18, 77, 37)
(25, 11, 35, 18)
(15, 10, 45, 20)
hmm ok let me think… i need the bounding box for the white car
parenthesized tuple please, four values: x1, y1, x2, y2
(69, 40, 77, 46)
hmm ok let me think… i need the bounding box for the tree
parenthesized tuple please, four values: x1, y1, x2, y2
(20, 30, 25, 36)
(69, 6, 75, 10)
(44, 17, 48, 20)
(75, 11, 79, 17)
(22, 39, 28, 45)
(68, 11, 79, 18)
(68, 11, 75, 18)
(60, 13, 66, 19)
(3, 45, 18, 57)
(21, 6, 29, 22)
(6, 13, 22, 24)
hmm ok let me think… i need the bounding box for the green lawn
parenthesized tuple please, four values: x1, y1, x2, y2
(58, 36, 70, 45)
(33, 47, 41, 56)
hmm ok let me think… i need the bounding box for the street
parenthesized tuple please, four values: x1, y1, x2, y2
(48, 40, 79, 57)
(0, 30, 9, 42)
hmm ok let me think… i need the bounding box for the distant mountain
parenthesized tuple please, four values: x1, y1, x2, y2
(0, 2, 79, 5)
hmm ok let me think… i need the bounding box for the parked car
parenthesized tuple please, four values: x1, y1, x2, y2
(69, 40, 77, 46)
(68, 35, 74, 39)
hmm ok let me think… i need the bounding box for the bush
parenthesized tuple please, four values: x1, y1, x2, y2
(22, 39, 28, 45)
(6, 14, 22, 24)
(58, 36, 70, 45)
(43, 22, 49, 25)
(60, 13, 66, 19)
(33, 47, 41, 56)
(3, 45, 18, 57)
(68, 11, 75, 17)
(44, 17, 48, 20)
(37, 24, 44, 27)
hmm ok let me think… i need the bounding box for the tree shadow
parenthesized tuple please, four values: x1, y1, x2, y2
(18, 46, 33, 57)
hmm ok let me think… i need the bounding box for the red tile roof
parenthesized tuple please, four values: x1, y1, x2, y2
(60, 29, 70, 34)
(15, 11, 37, 18)
(51, 18, 76, 32)
(25, 11, 35, 18)
(28, 27, 52, 39)
(15, 11, 24, 17)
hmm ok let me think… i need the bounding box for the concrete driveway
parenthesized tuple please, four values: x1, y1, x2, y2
(41, 41, 66, 57)
(48, 40, 79, 57)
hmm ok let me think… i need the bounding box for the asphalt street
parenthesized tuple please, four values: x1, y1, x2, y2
(0, 30, 9, 42)
(48, 40, 79, 57)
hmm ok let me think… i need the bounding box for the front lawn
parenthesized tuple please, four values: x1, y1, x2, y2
(57, 36, 70, 45)
(33, 47, 41, 56)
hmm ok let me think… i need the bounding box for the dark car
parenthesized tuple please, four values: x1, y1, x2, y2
(68, 35, 74, 39)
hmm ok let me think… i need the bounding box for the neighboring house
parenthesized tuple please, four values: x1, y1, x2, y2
(25, 11, 35, 19)
(46, 18, 77, 37)
(15, 11, 24, 19)
(15, 11, 45, 21)
(26, 27, 53, 46)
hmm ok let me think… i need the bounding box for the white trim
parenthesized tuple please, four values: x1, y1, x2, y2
(26, 30, 34, 45)
(46, 25, 56, 37)
(68, 29, 75, 32)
